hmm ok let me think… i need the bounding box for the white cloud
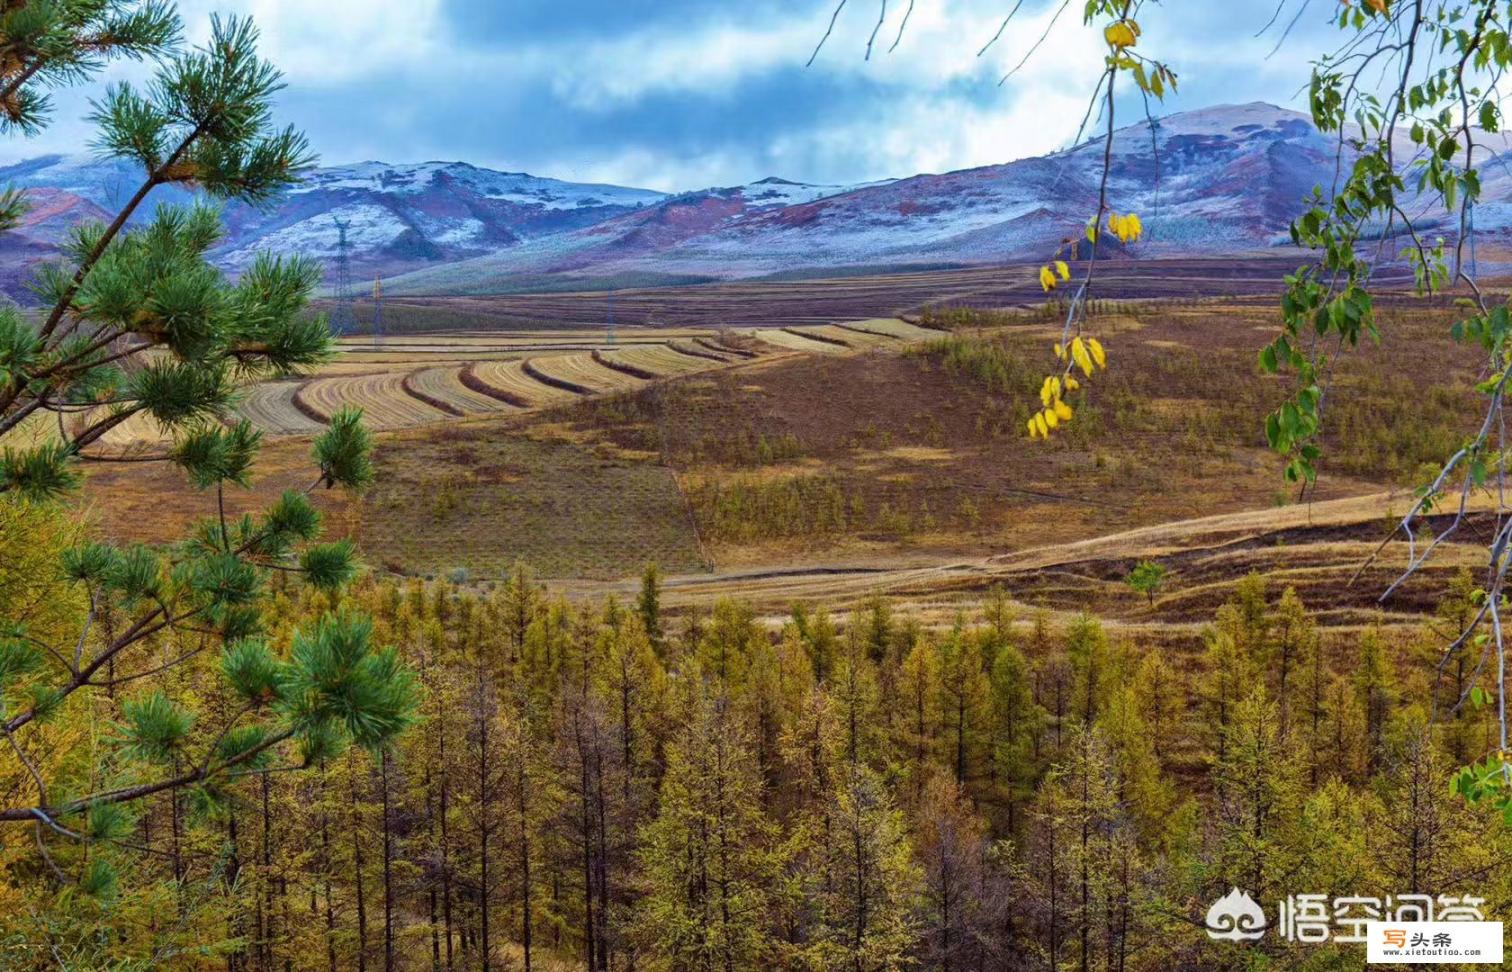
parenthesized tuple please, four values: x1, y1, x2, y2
(176, 0, 451, 85)
(541, 0, 1105, 109)
(0, 0, 1332, 189)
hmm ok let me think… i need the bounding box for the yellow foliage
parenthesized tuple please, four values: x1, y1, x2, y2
(1104, 20, 1138, 49)
(0, 498, 85, 641)
(1038, 265, 1057, 292)
(1107, 211, 1143, 243)
(1071, 337, 1094, 377)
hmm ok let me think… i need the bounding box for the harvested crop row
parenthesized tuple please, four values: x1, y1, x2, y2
(527, 353, 646, 394)
(782, 326, 851, 348)
(522, 358, 593, 395)
(57, 402, 173, 452)
(88, 407, 171, 451)
(336, 351, 531, 366)
(299, 370, 450, 431)
(468, 360, 579, 407)
(237, 381, 329, 434)
(696, 336, 758, 359)
(754, 329, 850, 354)
(669, 340, 733, 363)
(834, 317, 942, 342)
(599, 345, 721, 377)
(592, 349, 659, 380)
(803, 324, 895, 349)
(407, 365, 523, 415)
(400, 370, 464, 417)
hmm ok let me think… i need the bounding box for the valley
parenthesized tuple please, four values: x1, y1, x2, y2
(75, 264, 1492, 646)
(11, 5, 1512, 968)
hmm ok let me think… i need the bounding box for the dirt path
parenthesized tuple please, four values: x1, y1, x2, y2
(547, 489, 1495, 631)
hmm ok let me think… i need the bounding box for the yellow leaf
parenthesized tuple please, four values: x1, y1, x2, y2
(1088, 337, 1106, 369)
(1054, 343, 1066, 360)
(1039, 266, 1057, 291)
(1054, 260, 1070, 281)
(1032, 413, 1050, 438)
(1053, 399, 1073, 422)
(1071, 337, 1094, 378)
(1026, 417, 1039, 439)
(1364, 0, 1387, 12)
(1043, 407, 1059, 430)
(1104, 21, 1136, 49)
(1065, 376, 1080, 392)
(1107, 211, 1143, 244)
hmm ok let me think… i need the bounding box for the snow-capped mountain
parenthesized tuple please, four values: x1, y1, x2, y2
(0, 155, 668, 290)
(383, 102, 1512, 295)
(4, 102, 1512, 298)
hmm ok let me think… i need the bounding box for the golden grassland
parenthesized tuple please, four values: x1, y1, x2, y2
(72, 296, 1497, 640)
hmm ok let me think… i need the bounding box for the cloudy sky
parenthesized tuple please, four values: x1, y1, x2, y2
(13, 0, 1336, 192)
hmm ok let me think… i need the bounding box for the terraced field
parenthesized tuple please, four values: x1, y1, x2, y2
(237, 381, 325, 434)
(832, 317, 943, 341)
(88, 407, 171, 451)
(526, 353, 645, 394)
(755, 328, 854, 354)
(299, 371, 450, 430)
(405, 365, 523, 416)
(467, 360, 579, 408)
(75, 321, 931, 448)
(597, 345, 722, 377)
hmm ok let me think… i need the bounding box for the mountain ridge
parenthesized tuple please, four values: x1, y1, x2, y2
(1, 102, 1507, 298)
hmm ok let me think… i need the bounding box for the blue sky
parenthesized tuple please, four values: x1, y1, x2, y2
(13, 0, 1337, 192)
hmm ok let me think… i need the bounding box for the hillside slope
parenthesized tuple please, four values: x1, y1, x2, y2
(386, 102, 1512, 294)
(0, 155, 668, 292)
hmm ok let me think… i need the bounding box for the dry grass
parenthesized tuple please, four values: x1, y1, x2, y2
(299, 371, 450, 430)
(236, 380, 326, 434)
(406, 365, 522, 415)
(356, 423, 708, 580)
(526, 353, 647, 394)
(68, 292, 1488, 620)
(598, 345, 720, 377)
(753, 328, 853, 354)
(468, 360, 578, 408)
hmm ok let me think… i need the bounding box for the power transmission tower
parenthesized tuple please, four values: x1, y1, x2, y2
(327, 218, 355, 336)
(372, 275, 384, 347)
